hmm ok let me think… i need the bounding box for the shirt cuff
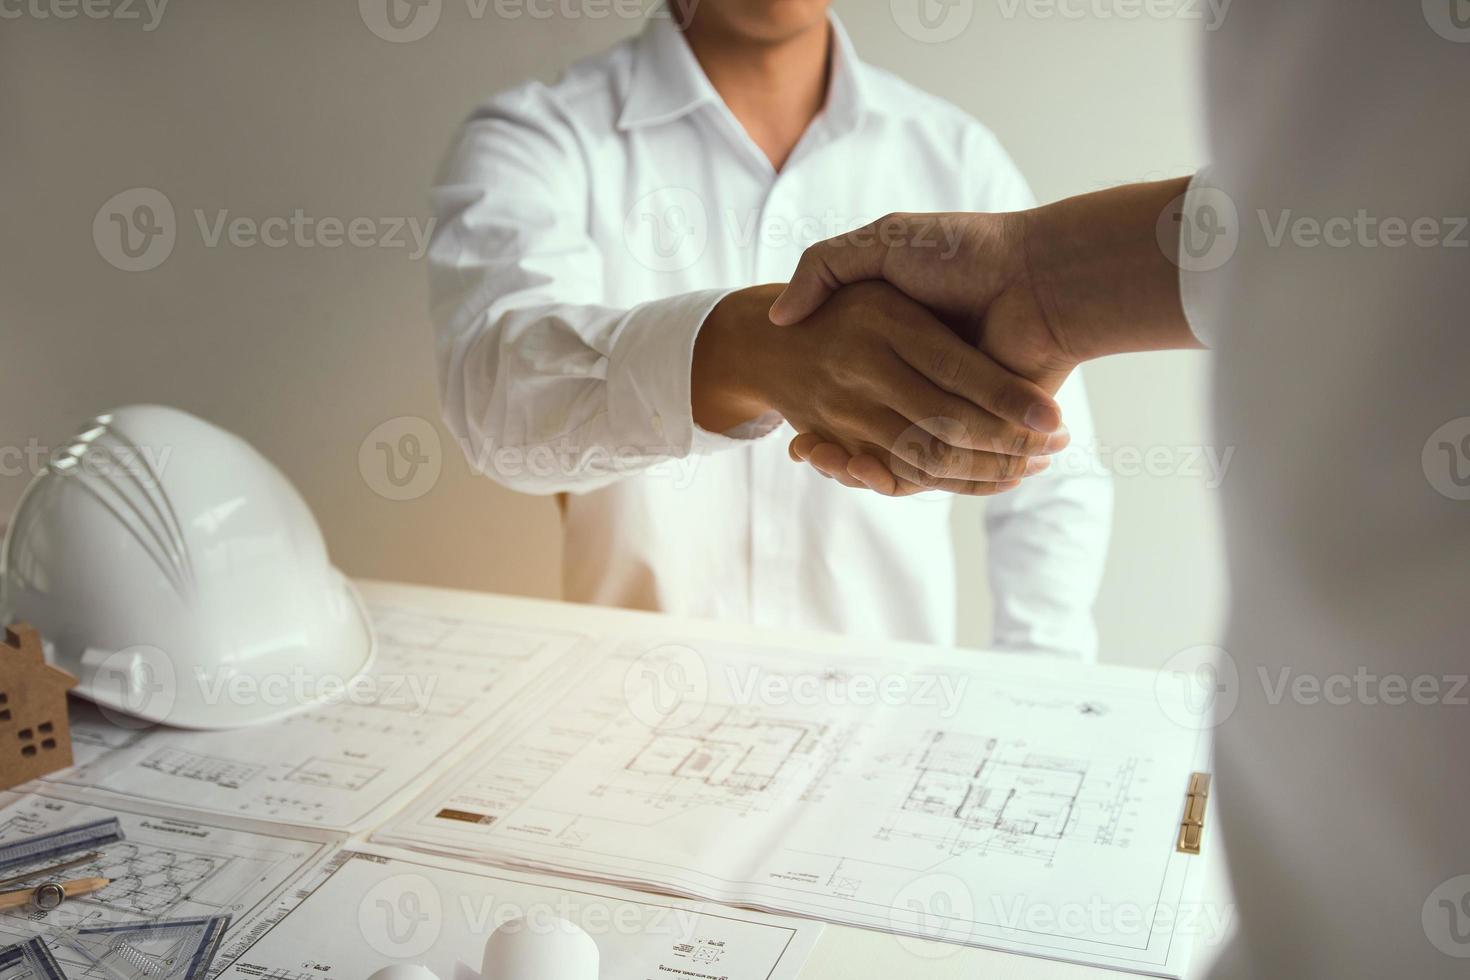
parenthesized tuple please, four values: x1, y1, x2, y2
(606, 287, 780, 461)
(1176, 168, 1231, 350)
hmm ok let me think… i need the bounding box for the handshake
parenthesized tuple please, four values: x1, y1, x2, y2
(692, 179, 1199, 496)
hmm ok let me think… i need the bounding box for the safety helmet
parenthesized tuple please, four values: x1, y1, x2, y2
(0, 406, 374, 729)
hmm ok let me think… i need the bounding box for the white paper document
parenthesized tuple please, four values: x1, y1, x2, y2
(46, 605, 586, 830)
(217, 843, 821, 980)
(0, 789, 339, 974)
(378, 635, 1215, 977)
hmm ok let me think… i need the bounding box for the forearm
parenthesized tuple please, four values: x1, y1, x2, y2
(690, 284, 785, 433)
(1020, 177, 1202, 363)
(440, 290, 739, 494)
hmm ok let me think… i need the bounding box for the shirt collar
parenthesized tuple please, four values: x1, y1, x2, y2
(617, 9, 868, 135)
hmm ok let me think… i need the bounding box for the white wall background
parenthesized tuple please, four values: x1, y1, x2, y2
(0, 0, 1225, 670)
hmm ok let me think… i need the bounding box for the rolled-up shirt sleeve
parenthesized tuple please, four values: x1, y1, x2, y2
(1176, 168, 1225, 350)
(429, 84, 764, 496)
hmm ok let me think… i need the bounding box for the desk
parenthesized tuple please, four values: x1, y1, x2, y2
(356, 580, 1237, 980)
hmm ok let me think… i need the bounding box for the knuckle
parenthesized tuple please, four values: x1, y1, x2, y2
(895, 457, 942, 490)
(920, 439, 956, 476)
(927, 350, 964, 388)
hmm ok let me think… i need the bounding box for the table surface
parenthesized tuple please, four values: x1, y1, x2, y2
(357, 579, 1236, 980)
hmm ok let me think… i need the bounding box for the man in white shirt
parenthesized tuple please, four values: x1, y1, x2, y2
(772, 4, 1470, 975)
(430, 2, 1111, 653)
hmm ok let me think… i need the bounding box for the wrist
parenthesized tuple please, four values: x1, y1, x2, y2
(691, 284, 784, 431)
(1018, 177, 1196, 362)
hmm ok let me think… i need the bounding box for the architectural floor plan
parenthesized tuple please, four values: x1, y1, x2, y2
(379, 635, 1212, 976)
(44, 606, 587, 830)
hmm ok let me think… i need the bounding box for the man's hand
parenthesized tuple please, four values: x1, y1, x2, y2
(692, 281, 1071, 495)
(769, 179, 1202, 493)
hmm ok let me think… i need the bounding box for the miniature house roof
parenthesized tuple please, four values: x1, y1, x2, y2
(2, 625, 79, 691)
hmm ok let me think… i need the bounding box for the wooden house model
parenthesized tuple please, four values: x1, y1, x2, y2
(0, 624, 77, 789)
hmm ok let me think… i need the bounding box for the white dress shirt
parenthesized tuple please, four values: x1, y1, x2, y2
(1178, 3, 1470, 977)
(430, 13, 1111, 653)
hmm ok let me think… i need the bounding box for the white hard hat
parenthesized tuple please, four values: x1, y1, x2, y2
(0, 405, 374, 729)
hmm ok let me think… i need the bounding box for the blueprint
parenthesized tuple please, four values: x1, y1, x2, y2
(378, 636, 1214, 977)
(46, 606, 586, 830)
(217, 843, 820, 980)
(0, 790, 338, 977)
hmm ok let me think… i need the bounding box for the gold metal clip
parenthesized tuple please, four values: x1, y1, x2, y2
(1176, 772, 1210, 855)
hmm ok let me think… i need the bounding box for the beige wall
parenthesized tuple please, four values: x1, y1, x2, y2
(0, 0, 1224, 669)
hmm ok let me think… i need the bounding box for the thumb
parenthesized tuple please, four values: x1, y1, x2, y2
(769, 223, 891, 325)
